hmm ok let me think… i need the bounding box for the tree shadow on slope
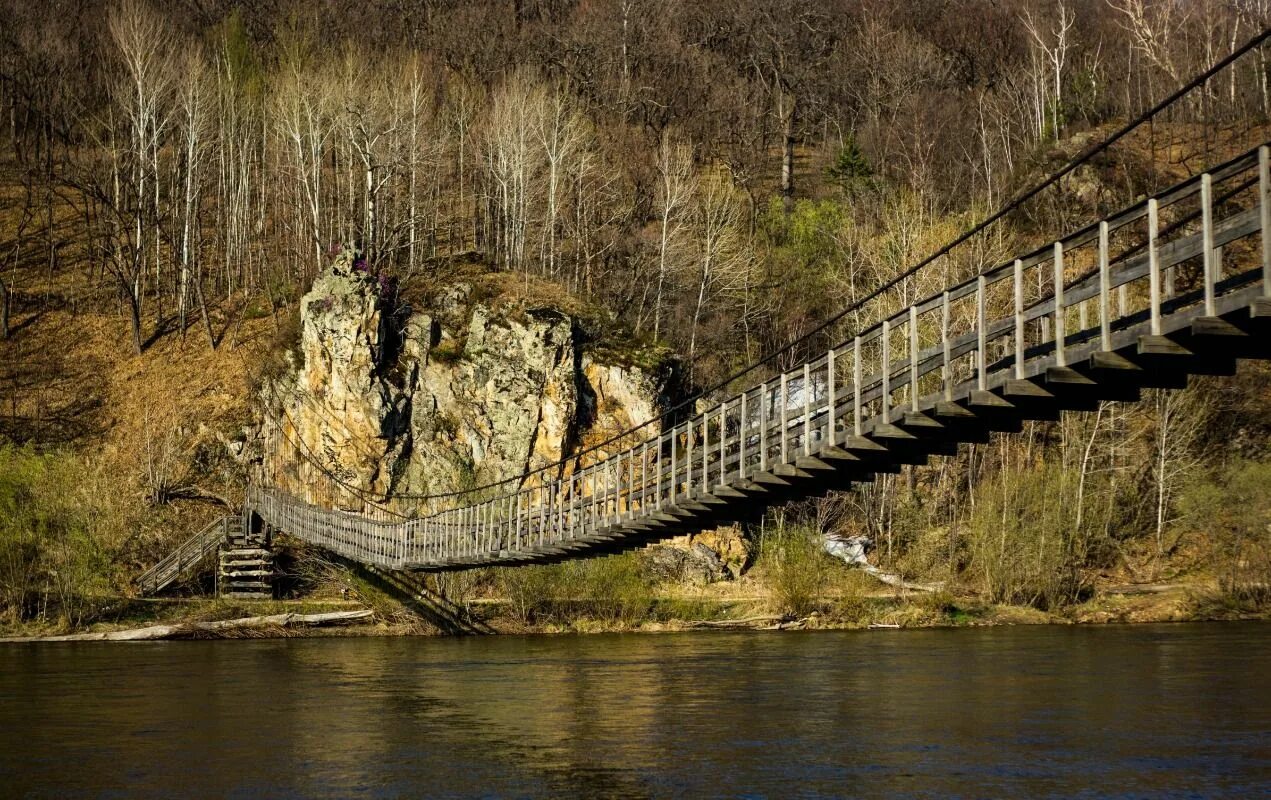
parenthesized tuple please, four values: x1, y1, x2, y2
(357, 563, 497, 636)
(0, 317, 107, 445)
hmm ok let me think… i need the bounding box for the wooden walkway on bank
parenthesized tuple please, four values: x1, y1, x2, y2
(245, 144, 1271, 572)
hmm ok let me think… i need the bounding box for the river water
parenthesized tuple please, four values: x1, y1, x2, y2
(2, 623, 1269, 799)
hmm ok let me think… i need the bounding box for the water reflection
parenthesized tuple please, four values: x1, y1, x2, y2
(2, 624, 1269, 798)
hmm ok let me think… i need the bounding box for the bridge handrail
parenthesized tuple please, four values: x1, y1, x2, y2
(136, 516, 232, 595)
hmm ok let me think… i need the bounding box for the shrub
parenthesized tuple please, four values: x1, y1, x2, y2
(429, 338, 466, 365)
(760, 522, 832, 618)
(241, 297, 273, 321)
(0, 446, 127, 629)
(246, 305, 303, 396)
(965, 464, 1094, 610)
(1180, 459, 1271, 606)
(577, 553, 652, 624)
(494, 553, 652, 627)
(433, 567, 488, 615)
(496, 562, 574, 624)
(826, 135, 873, 193)
(828, 567, 872, 624)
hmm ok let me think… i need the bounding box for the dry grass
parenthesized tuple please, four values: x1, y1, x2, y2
(1, 302, 276, 570)
(398, 255, 606, 325)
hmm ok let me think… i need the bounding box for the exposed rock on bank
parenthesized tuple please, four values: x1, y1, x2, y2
(256, 249, 679, 510)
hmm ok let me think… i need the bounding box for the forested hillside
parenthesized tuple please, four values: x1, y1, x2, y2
(2, 0, 1270, 632)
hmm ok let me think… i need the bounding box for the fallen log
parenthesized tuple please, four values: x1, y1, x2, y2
(825, 536, 943, 593)
(0, 610, 374, 643)
(682, 615, 785, 629)
(860, 565, 944, 593)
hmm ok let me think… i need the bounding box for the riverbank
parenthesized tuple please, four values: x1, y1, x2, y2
(4, 580, 1268, 642)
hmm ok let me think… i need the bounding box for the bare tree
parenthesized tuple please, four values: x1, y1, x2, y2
(1143, 387, 1209, 564)
(536, 84, 586, 278)
(482, 71, 546, 274)
(444, 77, 482, 251)
(273, 24, 334, 270)
(1021, 0, 1076, 142)
(651, 129, 696, 340)
(1107, 0, 1188, 86)
(174, 45, 209, 337)
(209, 11, 261, 302)
(685, 165, 746, 365)
(107, 0, 175, 353)
(398, 52, 436, 276)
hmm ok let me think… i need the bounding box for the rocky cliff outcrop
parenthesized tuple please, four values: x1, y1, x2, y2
(257, 249, 677, 510)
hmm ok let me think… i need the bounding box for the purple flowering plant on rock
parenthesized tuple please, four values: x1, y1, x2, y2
(376, 269, 397, 297)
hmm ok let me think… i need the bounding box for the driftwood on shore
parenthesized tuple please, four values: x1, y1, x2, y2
(682, 614, 785, 630)
(0, 610, 375, 643)
(682, 614, 819, 631)
(860, 565, 943, 593)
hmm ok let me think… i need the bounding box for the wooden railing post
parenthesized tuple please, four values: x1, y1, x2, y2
(1262, 145, 1270, 297)
(976, 275, 987, 389)
(1099, 220, 1111, 350)
(641, 440, 650, 514)
(941, 292, 951, 400)
(612, 456, 621, 525)
(628, 447, 636, 520)
(1053, 242, 1066, 367)
(881, 319, 891, 420)
(826, 348, 837, 442)
(670, 426, 678, 500)
(852, 336, 862, 437)
(759, 382, 769, 472)
(701, 414, 709, 492)
(540, 484, 549, 546)
(589, 465, 598, 531)
(909, 305, 920, 412)
(719, 402, 727, 486)
(802, 363, 812, 455)
(1149, 198, 1162, 336)
(780, 372, 789, 464)
(656, 432, 664, 509)
(1202, 172, 1216, 316)
(1013, 259, 1025, 379)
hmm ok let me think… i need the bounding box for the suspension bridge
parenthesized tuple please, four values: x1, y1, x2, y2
(186, 142, 1270, 579)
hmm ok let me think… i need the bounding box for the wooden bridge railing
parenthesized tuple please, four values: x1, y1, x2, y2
(248, 143, 1271, 572)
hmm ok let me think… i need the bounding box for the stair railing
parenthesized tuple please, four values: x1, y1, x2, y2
(136, 516, 232, 596)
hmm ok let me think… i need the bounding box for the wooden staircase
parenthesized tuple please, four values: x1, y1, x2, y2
(217, 518, 275, 599)
(138, 514, 277, 599)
